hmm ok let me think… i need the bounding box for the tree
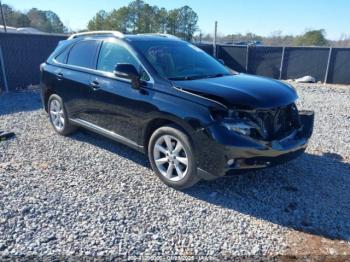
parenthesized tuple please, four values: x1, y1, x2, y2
(127, 0, 145, 33)
(177, 6, 198, 41)
(166, 9, 180, 35)
(107, 7, 130, 32)
(0, 4, 66, 33)
(155, 7, 168, 34)
(45, 11, 66, 33)
(27, 8, 52, 32)
(1, 4, 30, 27)
(86, 1, 199, 40)
(87, 10, 108, 31)
(294, 29, 328, 46)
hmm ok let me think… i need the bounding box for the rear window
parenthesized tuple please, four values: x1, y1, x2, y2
(67, 40, 100, 69)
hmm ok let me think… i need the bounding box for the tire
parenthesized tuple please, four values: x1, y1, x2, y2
(48, 94, 77, 136)
(148, 124, 200, 189)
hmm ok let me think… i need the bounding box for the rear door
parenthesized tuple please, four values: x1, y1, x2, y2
(59, 39, 101, 119)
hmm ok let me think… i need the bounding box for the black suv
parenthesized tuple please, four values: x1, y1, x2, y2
(40, 31, 314, 189)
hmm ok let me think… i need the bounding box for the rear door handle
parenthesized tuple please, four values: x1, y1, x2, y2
(90, 80, 100, 90)
(56, 72, 63, 80)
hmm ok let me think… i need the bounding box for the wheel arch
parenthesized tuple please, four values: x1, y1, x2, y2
(142, 115, 197, 155)
(43, 88, 56, 112)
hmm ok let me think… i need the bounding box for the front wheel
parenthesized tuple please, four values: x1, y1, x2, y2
(148, 125, 200, 189)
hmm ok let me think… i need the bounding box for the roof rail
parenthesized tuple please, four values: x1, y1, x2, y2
(137, 33, 180, 40)
(68, 31, 124, 40)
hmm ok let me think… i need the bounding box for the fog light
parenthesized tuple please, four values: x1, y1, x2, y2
(227, 159, 235, 166)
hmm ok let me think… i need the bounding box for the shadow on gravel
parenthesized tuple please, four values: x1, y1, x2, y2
(0, 91, 42, 115)
(69, 129, 350, 242)
(185, 152, 350, 242)
(71, 129, 150, 168)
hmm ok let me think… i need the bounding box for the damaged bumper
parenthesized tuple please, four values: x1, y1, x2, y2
(195, 110, 315, 180)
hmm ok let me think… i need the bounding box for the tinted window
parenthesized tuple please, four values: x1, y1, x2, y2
(132, 41, 231, 80)
(55, 48, 69, 64)
(67, 40, 99, 69)
(97, 41, 140, 73)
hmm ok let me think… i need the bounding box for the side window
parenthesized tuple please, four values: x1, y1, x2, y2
(55, 48, 69, 64)
(97, 41, 150, 81)
(67, 40, 99, 69)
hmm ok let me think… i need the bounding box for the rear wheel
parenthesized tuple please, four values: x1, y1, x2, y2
(148, 125, 199, 189)
(48, 94, 76, 136)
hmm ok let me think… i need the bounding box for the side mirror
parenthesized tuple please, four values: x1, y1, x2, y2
(114, 63, 140, 89)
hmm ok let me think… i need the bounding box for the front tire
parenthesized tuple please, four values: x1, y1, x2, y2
(148, 125, 200, 189)
(48, 94, 76, 136)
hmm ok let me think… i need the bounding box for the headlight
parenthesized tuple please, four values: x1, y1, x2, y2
(222, 121, 253, 136)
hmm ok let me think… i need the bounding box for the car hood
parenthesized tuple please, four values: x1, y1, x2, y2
(172, 73, 298, 109)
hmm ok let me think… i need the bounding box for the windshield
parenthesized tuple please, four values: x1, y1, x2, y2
(132, 40, 232, 80)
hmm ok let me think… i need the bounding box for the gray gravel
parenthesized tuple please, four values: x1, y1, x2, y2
(0, 83, 350, 258)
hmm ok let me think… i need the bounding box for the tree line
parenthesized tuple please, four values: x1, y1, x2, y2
(200, 29, 350, 47)
(1, 1, 350, 47)
(87, 0, 198, 41)
(0, 4, 66, 33)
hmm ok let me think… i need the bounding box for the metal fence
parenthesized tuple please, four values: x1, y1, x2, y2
(0, 32, 67, 92)
(0, 33, 350, 93)
(200, 43, 350, 84)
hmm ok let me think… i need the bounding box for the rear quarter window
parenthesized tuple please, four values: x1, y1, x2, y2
(55, 48, 70, 64)
(67, 40, 100, 69)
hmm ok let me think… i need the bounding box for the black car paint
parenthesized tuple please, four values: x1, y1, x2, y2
(41, 34, 314, 180)
(172, 73, 298, 109)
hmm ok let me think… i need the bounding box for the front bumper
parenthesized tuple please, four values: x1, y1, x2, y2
(194, 110, 314, 180)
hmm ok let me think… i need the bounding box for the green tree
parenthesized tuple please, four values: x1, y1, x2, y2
(177, 6, 198, 41)
(128, 0, 145, 33)
(0, 5, 66, 33)
(166, 9, 180, 35)
(294, 29, 328, 46)
(86, 1, 199, 39)
(1, 4, 30, 27)
(107, 7, 130, 32)
(87, 10, 108, 31)
(15, 13, 30, 27)
(27, 8, 52, 32)
(155, 7, 167, 33)
(45, 11, 67, 33)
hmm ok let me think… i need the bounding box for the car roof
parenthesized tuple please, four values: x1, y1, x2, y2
(125, 34, 180, 41)
(68, 31, 181, 43)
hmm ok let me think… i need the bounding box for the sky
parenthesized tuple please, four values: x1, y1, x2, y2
(2, 0, 349, 40)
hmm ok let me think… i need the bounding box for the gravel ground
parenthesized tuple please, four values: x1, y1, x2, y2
(0, 83, 350, 259)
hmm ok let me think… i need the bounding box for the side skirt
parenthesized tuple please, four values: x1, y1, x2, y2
(69, 118, 144, 153)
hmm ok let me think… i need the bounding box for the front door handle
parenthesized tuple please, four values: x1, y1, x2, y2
(90, 80, 100, 90)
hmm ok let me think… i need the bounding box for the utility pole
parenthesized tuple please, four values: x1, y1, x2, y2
(0, 0, 7, 33)
(213, 21, 217, 57)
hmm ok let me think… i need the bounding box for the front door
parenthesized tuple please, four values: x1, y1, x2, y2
(84, 39, 155, 143)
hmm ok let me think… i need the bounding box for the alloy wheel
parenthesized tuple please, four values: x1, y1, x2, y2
(49, 99, 65, 131)
(153, 135, 189, 182)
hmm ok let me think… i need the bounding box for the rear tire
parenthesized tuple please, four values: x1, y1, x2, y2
(148, 124, 200, 189)
(48, 94, 77, 136)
